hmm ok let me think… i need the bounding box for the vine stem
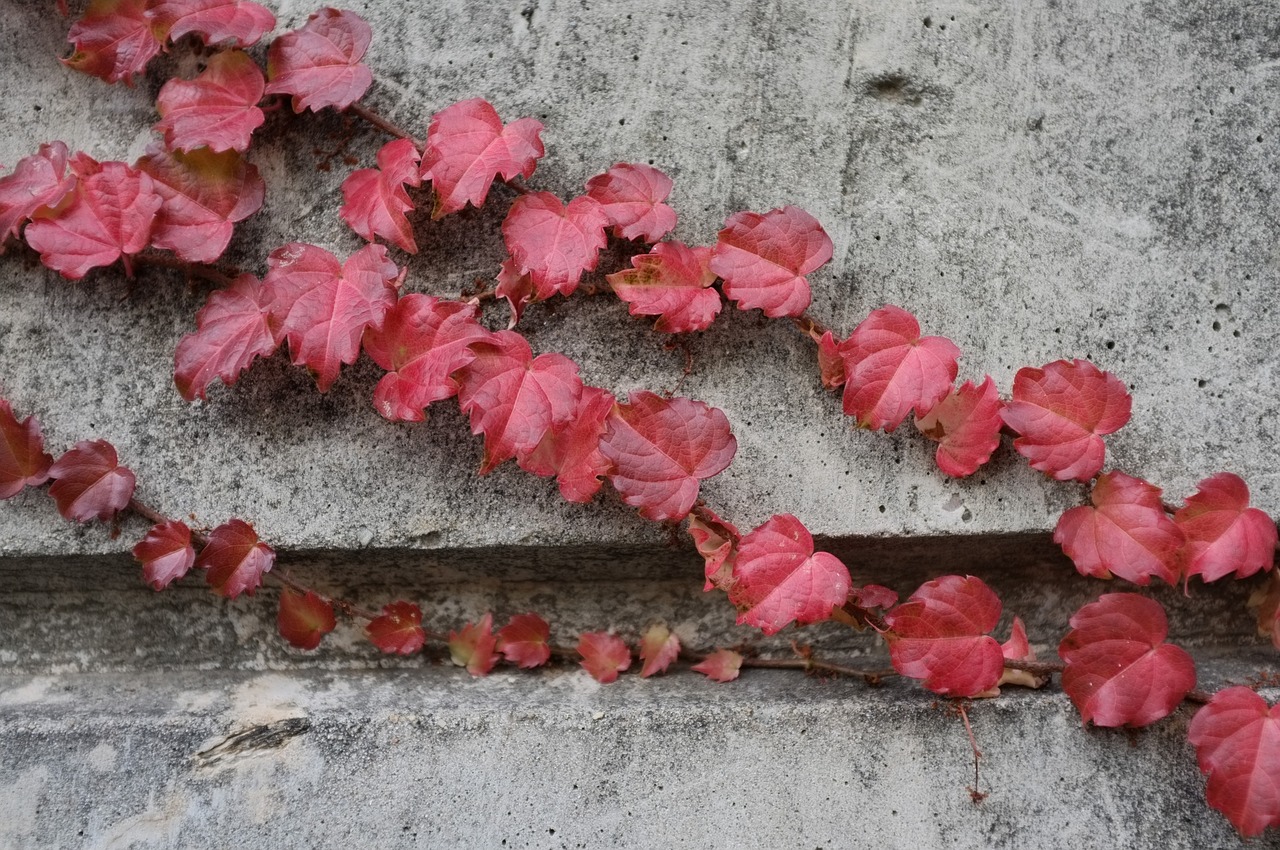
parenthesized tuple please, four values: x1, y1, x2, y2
(346, 101, 421, 146)
(133, 252, 238, 288)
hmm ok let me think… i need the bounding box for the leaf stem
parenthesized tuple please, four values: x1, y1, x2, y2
(346, 101, 420, 146)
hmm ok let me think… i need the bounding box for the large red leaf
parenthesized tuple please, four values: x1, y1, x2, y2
(496, 613, 551, 669)
(262, 242, 403, 391)
(264, 7, 372, 112)
(520, 385, 615, 503)
(1053, 471, 1184, 586)
(365, 601, 425, 655)
(48, 439, 136, 523)
(0, 399, 54, 499)
(174, 273, 280, 402)
(24, 161, 162, 279)
(1058, 593, 1195, 728)
(583, 162, 677, 243)
(136, 145, 265, 263)
(154, 50, 266, 154)
(710, 205, 832, 318)
(455, 331, 582, 474)
(1188, 687, 1280, 837)
(1000, 358, 1132, 482)
(577, 632, 631, 683)
(688, 506, 739, 591)
(420, 98, 544, 218)
(0, 142, 76, 247)
(639, 624, 681, 677)
(277, 588, 336, 650)
(1176, 473, 1278, 583)
(728, 514, 851, 635)
(914, 377, 1003, 477)
(340, 138, 422, 254)
(606, 240, 720, 333)
(838, 305, 961, 432)
(598, 391, 737, 522)
(448, 613, 499, 677)
(132, 519, 196, 591)
(363, 294, 489, 422)
(146, 0, 276, 47)
(197, 518, 275, 598)
(883, 575, 1004, 697)
(502, 192, 608, 302)
(64, 0, 162, 84)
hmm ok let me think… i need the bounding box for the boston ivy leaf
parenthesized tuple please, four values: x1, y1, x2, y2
(496, 612, 551, 669)
(277, 588, 336, 650)
(1000, 358, 1132, 482)
(64, 0, 162, 84)
(1053, 470, 1184, 586)
(883, 575, 1004, 697)
(606, 240, 720, 333)
(198, 518, 274, 598)
(1175, 473, 1278, 583)
(1058, 593, 1195, 728)
(132, 519, 195, 591)
(448, 612, 500, 677)
(583, 162, 677, 243)
(174, 273, 280, 402)
(849, 583, 898, 611)
(691, 649, 743, 683)
(48, 439, 136, 523)
(502, 192, 608, 301)
(0, 142, 76, 247)
(420, 97, 544, 218)
(598, 391, 736, 522)
(727, 514, 851, 635)
(0, 398, 54, 499)
(914, 377, 1003, 478)
(710, 205, 832, 318)
(520, 385, 615, 503)
(838, 305, 961, 432)
(365, 600, 425, 655)
(264, 7, 372, 113)
(146, 0, 276, 48)
(1188, 686, 1280, 837)
(688, 506, 739, 591)
(154, 50, 266, 154)
(815, 330, 846, 390)
(340, 138, 422, 253)
(494, 257, 535, 328)
(577, 632, 631, 684)
(638, 623, 681, 678)
(997, 616, 1048, 691)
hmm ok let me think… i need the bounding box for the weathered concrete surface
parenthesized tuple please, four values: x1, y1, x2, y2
(1, 0, 1277, 556)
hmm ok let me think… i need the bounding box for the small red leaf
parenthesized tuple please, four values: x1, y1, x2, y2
(197, 518, 274, 598)
(599, 391, 737, 522)
(638, 624, 681, 678)
(496, 613, 551, 669)
(996, 615, 1048, 691)
(64, 0, 162, 83)
(0, 142, 76, 246)
(0, 399, 54, 499)
(914, 377, 1003, 477)
(264, 7, 372, 113)
(583, 162, 677, 243)
(520, 385, 615, 503)
(710, 205, 832, 318)
(174, 273, 280, 402)
(606, 240, 721, 333)
(420, 98, 544, 218)
(365, 600, 425, 655)
(849, 584, 898, 611)
(1053, 471, 1184, 586)
(146, 0, 276, 47)
(48, 439, 135, 522)
(729, 514, 851, 635)
(688, 506, 739, 592)
(815, 330, 846, 390)
(340, 138, 423, 253)
(1189, 686, 1280, 837)
(1176, 473, 1278, 583)
(154, 50, 266, 154)
(838, 305, 961, 432)
(132, 520, 196, 591)
(448, 612, 500, 677)
(691, 649, 743, 683)
(1058, 593, 1196, 728)
(1000, 358, 1132, 482)
(883, 575, 1004, 697)
(502, 192, 608, 301)
(277, 588, 336, 650)
(577, 632, 631, 683)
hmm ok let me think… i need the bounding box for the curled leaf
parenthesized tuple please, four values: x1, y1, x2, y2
(0, 399, 54, 499)
(449, 613, 500, 677)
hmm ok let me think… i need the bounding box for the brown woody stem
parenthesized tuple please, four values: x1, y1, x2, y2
(346, 101, 420, 146)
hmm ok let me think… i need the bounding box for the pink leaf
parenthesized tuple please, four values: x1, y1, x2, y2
(48, 439, 136, 523)
(815, 330, 846, 390)
(577, 632, 631, 683)
(996, 615, 1048, 691)
(0, 399, 54, 499)
(420, 98, 544, 218)
(914, 377, 1003, 477)
(154, 50, 266, 154)
(849, 584, 898, 611)
(277, 588, 336, 650)
(132, 519, 196, 591)
(0, 142, 76, 246)
(1176, 473, 1278, 583)
(340, 138, 422, 253)
(64, 0, 162, 83)
(638, 624, 681, 678)
(710, 205, 832, 318)
(494, 257, 535, 327)
(1188, 686, 1280, 837)
(691, 649, 743, 683)
(520, 385, 615, 503)
(174, 273, 279, 402)
(688, 506, 739, 592)
(197, 518, 275, 599)
(365, 601, 425, 655)
(496, 613, 552, 669)
(502, 192, 608, 301)
(583, 162, 677, 242)
(448, 613, 500, 677)
(883, 575, 1004, 697)
(606, 240, 721, 333)
(264, 7, 372, 113)
(728, 514, 852, 635)
(146, 0, 276, 47)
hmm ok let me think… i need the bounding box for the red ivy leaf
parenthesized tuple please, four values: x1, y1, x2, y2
(264, 7, 372, 113)
(815, 330, 846, 390)
(154, 50, 266, 154)
(914, 377, 1003, 478)
(363, 294, 488, 422)
(0, 399, 54, 499)
(583, 162, 677, 243)
(883, 575, 1004, 697)
(1058, 593, 1195, 728)
(136, 144, 265, 263)
(502, 192, 608, 301)
(849, 583, 898, 611)
(691, 649, 743, 683)
(340, 138, 422, 253)
(577, 632, 631, 684)
(710, 205, 832, 318)
(64, 0, 162, 84)
(24, 161, 162, 279)
(494, 258, 534, 328)
(1176, 473, 1278, 583)
(838, 305, 961, 432)
(599, 391, 737, 522)
(729, 514, 851, 636)
(197, 518, 275, 598)
(606, 240, 720, 333)
(996, 615, 1048, 691)
(1188, 686, 1280, 837)
(365, 600, 425, 655)
(689, 506, 739, 592)
(1053, 470, 1184, 586)
(263, 242, 403, 392)
(638, 624, 681, 678)
(420, 97, 544, 218)
(1000, 358, 1132, 482)
(520, 385, 615, 503)
(146, 0, 276, 47)
(48, 439, 136, 523)
(174, 273, 280, 402)
(132, 519, 195, 590)
(0, 142, 76, 246)
(496, 613, 551, 669)
(448, 612, 500, 677)
(277, 588, 336, 650)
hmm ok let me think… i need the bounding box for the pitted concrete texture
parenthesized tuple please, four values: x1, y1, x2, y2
(0, 0, 1277, 557)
